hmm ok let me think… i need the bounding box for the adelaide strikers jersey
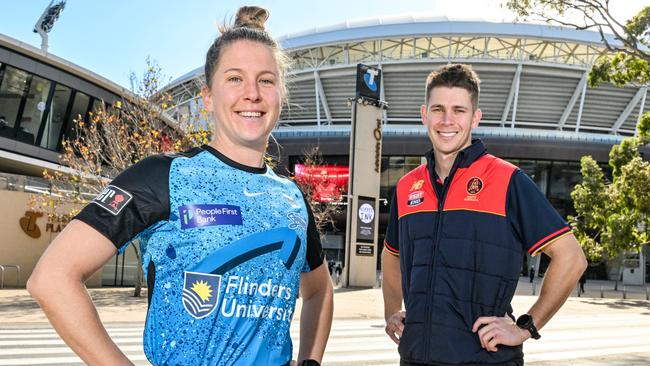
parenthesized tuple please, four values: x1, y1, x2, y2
(75, 145, 324, 366)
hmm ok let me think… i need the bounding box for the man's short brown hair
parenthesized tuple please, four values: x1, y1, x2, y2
(425, 64, 480, 109)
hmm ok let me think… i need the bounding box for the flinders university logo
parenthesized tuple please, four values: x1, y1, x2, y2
(182, 271, 221, 319)
(180, 227, 300, 319)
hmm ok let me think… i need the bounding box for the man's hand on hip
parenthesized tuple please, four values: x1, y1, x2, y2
(385, 311, 406, 345)
(472, 315, 530, 352)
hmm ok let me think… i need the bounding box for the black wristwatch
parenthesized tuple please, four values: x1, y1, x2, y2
(516, 314, 541, 340)
(299, 360, 321, 366)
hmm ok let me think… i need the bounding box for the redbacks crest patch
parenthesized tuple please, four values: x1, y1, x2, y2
(467, 177, 483, 195)
(91, 185, 133, 215)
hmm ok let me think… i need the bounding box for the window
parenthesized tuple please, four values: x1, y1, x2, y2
(18, 75, 52, 145)
(548, 162, 582, 218)
(513, 160, 551, 194)
(65, 91, 90, 140)
(379, 155, 423, 212)
(40, 83, 72, 150)
(0, 66, 29, 138)
(90, 98, 104, 117)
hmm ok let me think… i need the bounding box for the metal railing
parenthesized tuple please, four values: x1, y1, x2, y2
(0, 264, 21, 288)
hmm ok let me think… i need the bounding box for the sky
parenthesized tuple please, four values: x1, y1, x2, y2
(1, 1, 646, 89)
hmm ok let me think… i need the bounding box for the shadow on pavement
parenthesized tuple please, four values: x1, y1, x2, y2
(333, 286, 375, 294)
(577, 298, 650, 313)
(87, 288, 148, 308)
(0, 288, 149, 315)
(0, 294, 40, 313)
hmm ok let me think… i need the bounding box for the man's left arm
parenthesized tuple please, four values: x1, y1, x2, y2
(523, 233, 587, 330)
(473, 234, 587, 351)
(296, 261, 334, 364)
(472, 169, 587, 352)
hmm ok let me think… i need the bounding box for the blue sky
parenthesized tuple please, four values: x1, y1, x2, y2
(1, 1, 645, 89)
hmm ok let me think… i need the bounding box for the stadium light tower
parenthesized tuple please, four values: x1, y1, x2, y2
(33, 0, 66, 52)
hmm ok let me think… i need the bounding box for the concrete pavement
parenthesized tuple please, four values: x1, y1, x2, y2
(1, 277, 649, 365)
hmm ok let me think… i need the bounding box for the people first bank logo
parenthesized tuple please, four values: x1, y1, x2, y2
(179, 204, 242, 229)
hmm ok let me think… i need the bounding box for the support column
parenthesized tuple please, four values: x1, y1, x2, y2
(343, 64, 387, 287)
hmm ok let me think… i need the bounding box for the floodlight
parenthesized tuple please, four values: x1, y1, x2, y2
(33, 0, 66, 52)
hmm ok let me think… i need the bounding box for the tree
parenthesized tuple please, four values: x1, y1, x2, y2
(504, 1, 650, 86)
(293, 147, 344, 235)
(31, 59, 210, 296)
(505, 0, 650, 284)
(569, 113, 650, 285)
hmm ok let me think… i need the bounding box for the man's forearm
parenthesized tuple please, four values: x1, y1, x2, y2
(527, 250, 587, 330)
(381, 251, 403, 320)
(29, 276, 132, 365)
(298, 287, 334, 362)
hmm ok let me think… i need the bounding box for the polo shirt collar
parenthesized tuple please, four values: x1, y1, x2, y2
(425, 138, 487, 174)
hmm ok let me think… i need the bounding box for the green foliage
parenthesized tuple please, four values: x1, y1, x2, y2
(626, 6, 650, 48)
(589, 52, 650, 87)
(570, 113, 650, 262)
(609, 137, 642, 178)
(638, 112, 650, 139)
(504, 1, 650, 87)
(505, 0, 650, 265)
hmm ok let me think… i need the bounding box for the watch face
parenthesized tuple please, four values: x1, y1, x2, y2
(517, 314, 532, 328)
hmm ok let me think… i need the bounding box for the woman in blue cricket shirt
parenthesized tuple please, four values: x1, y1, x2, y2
(28, 6, 333, 366)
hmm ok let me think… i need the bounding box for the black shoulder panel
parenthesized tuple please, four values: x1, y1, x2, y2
(74, 154, 176, 249)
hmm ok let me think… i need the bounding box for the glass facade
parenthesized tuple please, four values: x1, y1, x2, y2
(379, 156, 423, 210)
(0, 66, 29, 136)
(39, 84, 72, 150)
(19, 74, 51, 145)
(0, 63, 103, 152)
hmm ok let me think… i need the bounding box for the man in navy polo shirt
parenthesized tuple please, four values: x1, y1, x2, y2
(381, 64, 587, 366)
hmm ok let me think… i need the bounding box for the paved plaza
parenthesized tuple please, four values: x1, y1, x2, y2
(1, 277, 649, 365)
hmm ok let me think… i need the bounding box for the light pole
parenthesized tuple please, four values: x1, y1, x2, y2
(33, 0, 66, 53)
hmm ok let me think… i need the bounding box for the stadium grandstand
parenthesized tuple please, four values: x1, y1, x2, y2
(164, 16, 648, 282)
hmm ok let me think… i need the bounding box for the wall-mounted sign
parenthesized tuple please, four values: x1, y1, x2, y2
(356, 244, 374, 256)
(355, 64, 382, 101)
(356, 196, 376, 243)
(19, 211, 43, 238)
(19, 211, 71, 238)
(294, 164, 349, 203)
(46, 214, 71, 233)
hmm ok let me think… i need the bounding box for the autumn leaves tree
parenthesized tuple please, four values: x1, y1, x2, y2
(33, 59, 209, 296)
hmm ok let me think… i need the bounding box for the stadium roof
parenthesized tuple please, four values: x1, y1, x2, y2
(164, 16, 646, 139)
(277, 15, 620, 50)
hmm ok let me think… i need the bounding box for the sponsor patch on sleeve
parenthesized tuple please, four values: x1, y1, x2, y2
(91, 185, 134, 215)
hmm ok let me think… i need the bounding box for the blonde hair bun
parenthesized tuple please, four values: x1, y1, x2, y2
(234, 6, 269, 31)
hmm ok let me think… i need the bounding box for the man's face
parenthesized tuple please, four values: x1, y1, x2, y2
(420, 86, 482, 157)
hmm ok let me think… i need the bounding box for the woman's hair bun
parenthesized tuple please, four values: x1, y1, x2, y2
(234, 6, 269, 31)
